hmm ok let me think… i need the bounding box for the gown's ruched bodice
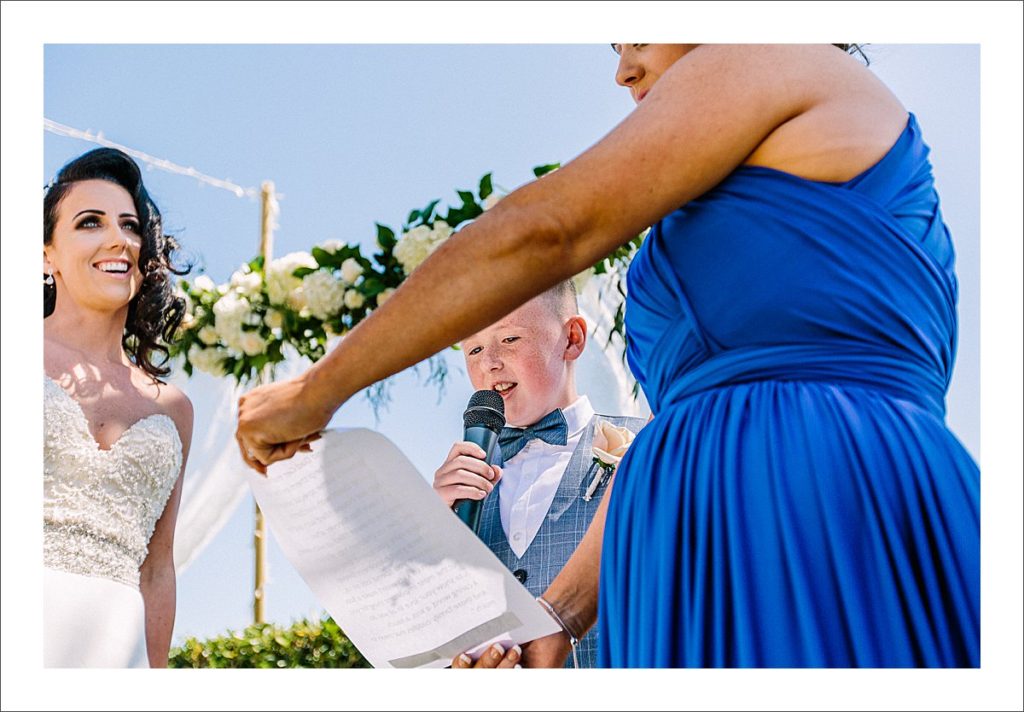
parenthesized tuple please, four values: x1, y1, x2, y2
(625, 114, 957, 417)
(44, 375, 182, 588)
(599, 114, 979, 667)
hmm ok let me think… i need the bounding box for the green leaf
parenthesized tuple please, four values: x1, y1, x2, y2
(376, 223, 396, 249)
(478, 173, 493, 199)
(421, 199, 440, 222)
(533, 163, 561, 177)
(311, 246, 333, 266)
(293, 266, 317, 278)
(456, 190, 476, 207)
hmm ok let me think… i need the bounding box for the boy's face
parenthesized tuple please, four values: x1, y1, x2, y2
(461, 294, 585, 428)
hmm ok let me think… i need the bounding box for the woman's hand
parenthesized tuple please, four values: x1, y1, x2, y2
(451, 643, 522, 669)
(236, 373, 334, 474)
(450, 632, 571, 669)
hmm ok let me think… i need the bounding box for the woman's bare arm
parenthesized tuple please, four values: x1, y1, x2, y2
(237, 45, 881, 469)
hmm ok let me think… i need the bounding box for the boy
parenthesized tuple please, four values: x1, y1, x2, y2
(432, 280, 645, 668)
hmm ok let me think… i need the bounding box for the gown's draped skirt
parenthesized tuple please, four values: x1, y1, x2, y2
(600, 379, 978, 667)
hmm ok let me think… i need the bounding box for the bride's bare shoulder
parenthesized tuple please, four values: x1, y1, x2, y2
(136, 371, 194, 450)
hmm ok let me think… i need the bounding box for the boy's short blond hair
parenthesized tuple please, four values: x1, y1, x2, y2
(542, 280, 579, 320)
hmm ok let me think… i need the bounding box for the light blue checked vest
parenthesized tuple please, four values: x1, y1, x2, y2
(477, 413, 646, 668)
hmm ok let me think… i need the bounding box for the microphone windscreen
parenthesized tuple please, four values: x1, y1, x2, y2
(463, 390, 506, 431)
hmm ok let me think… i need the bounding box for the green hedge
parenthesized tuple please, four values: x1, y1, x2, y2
(168, 616, 371, 668)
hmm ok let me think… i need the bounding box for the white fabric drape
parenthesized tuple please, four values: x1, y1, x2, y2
(168, 357, 308, 572)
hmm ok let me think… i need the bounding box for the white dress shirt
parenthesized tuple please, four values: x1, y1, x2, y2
(498, 395, 595, 558)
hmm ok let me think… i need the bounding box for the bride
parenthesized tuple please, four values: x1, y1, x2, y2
(43, 148, 194, 667)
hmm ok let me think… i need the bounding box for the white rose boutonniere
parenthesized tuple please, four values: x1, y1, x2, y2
(584, 420, 636, 501)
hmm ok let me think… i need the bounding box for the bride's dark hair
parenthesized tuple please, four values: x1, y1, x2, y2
(43, 147, 192, 378)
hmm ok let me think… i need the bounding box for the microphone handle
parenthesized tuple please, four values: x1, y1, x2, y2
(453, 425, 501, 533)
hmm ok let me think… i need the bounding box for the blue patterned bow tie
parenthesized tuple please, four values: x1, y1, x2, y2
(499, 409, 569, 461)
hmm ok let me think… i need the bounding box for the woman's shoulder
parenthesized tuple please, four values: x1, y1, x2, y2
(134, 371, 194, 445)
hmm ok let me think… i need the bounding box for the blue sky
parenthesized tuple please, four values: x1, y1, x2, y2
(4, 2, 1022, 709)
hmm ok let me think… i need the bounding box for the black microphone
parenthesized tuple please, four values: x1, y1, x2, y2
(453, 390, 505, 532)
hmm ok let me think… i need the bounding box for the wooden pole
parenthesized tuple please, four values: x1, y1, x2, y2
(253, 180, 275, 625)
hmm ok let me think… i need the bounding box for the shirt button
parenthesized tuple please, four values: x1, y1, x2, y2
(513, 569, 528, 584)
(513, 533, 523, 541)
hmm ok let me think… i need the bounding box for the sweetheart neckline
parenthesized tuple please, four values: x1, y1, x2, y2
(44, 374, 181, 454)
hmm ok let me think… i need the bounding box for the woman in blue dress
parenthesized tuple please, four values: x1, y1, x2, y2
(236, 45, 979, 668)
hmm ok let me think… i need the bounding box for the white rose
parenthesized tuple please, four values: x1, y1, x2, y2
(197, 325, 219, 345)
(266, 251, 317, 306)
(230, 269, 263, 297)
(193, 275, 216, 293)
(482, 193, 503, 211)
(592, 420, 636, 467)
(188, 344, 227, 376)
(263, 309, 285, 330)
(217, 325, 245, 352)
(320, 239, 344, 253)
(239, 330, 268, 356)
(375, 287, 396, 307)
(344, 289, 365, 310)
(302, 270, 346, 320)
(340, 258, 362, 285)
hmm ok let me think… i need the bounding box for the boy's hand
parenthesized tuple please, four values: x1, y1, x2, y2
(432, 441, 502, 508)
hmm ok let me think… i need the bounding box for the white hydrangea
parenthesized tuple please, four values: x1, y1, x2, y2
(482, 193, 503, 211)
(302, 270, 346, 320)
(320, 239, 344, 253)
(239, 331, 268, 357)
(213, 292, 250, 325)
(193, 275, 216, 293)
(263, 309, 285, 330)
(394, 221, 454, 273)
(229, 268, 263, 297)
(188, 344, 227, 376)
(375, 288, 396, 307)
(197, 325, 219, 346)
(431, 219, 453, 241)
(340, 258, 362, 285)
(266, 251, 317, 308)
(394, 225, 432, 273)
(213, 293, 250, 351)
(344, 289, 366, 310)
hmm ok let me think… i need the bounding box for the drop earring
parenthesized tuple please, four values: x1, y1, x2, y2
(44, 265, 56, 318)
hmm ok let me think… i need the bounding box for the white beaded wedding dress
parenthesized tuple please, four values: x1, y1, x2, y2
(43, 375, 182, 668)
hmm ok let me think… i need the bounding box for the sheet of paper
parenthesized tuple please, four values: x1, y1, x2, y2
(247, 428, 560, 668)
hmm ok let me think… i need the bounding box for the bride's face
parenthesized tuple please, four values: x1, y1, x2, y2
(613, 43, 695, 104)
(44, 179, 143, 315)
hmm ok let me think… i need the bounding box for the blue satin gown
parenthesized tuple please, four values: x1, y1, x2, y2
(598, 114, 979, 667)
